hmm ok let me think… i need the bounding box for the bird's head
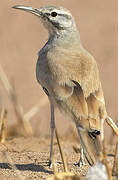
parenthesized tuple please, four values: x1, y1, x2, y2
(12, 5, 77, 34)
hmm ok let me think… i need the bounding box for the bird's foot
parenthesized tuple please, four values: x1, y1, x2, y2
(74, 158, 86, 167)
(46, 160, 60, 168)
(45, 160, 53, 168)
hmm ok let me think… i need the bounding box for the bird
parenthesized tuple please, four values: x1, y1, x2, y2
(12, 5, 118, 167)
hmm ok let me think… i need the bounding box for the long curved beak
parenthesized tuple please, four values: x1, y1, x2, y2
(12, 5, 42, 17)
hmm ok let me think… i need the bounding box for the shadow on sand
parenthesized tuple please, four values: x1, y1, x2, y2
(0, 162, 53, 174)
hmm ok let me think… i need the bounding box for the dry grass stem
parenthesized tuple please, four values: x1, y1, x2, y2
(9, 83, 33, 136)
(2, 151, 24, 180)
(55, 128, 68, 173)
(0, 64, 33, 136)
(52, 163, 57, 175)
(52, 158, 58, 175)
(112, 143, 118, 176)
(106, 117, 118, 136)
(0, 64, 13, 95)
(101, 140, 112, 180)
(24, 96, 48, 121)
(0, 108, 7, 143)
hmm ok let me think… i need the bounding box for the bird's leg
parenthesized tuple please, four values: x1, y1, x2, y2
(42, 87, 55, 167)
(74, 147, 86, 167)
(49, 102, 55, 168)
(80, 148, 86, 166)
(76, 125, 95, 166)
(88, 129, 101, 156)
(74, 125, 98, 167)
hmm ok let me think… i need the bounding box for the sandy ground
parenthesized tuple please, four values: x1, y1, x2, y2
(0, 0, 118, 179)
(0, 137, 116, 180)
(0, 137, 88, 180)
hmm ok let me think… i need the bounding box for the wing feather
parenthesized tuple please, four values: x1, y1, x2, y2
(48, 47, 100, 98)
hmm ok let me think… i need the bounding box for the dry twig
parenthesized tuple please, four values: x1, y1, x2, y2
(101, 140, 112, 180)
(55, 128, 68, 172)
(24, 96, 47, 121)
(0, 64, 33, 136)
(106, 117, 118, 136)
(112, 143, 118, 177)
(0, 108, 7, 143)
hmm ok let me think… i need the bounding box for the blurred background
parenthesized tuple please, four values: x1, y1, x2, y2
(0, 0, 118, 142)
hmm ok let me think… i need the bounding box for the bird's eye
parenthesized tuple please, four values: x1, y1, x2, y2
(51, 11, 57, 17)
